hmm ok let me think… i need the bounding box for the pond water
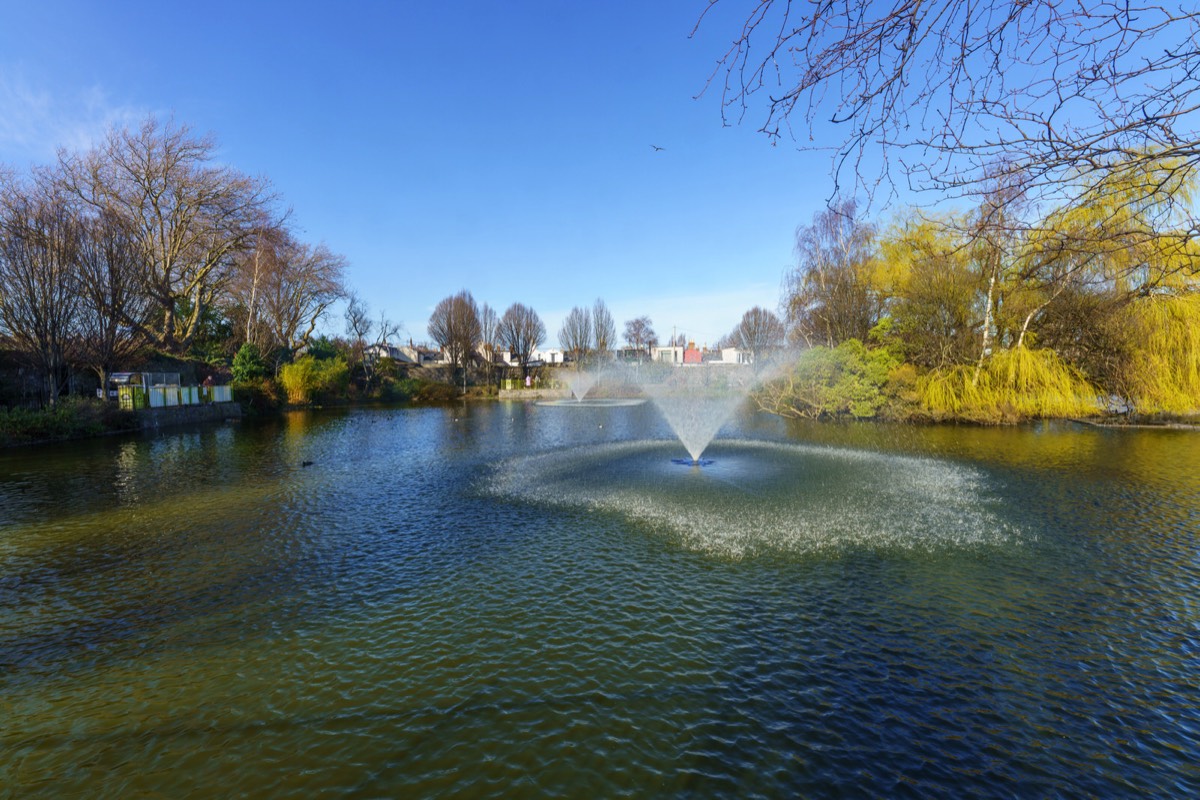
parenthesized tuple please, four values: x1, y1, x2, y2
(1, 402, 1198, 797)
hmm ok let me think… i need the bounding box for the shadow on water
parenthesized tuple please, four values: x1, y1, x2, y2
(0, 416, 363, 680)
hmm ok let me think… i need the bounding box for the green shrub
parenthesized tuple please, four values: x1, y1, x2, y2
(373, 376, 421, 402)
(306, 336, 340, 361)
(232, 342, 267, 383)
(232, 377, 283, 415)
(776, 339, 901, 419)
(412, 381, 460, 404)
(0, 398, 139, 446)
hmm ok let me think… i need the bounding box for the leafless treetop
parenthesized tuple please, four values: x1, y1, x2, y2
(697, 1, 1200, 214)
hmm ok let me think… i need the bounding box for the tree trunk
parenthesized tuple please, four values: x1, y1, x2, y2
(1016, 281, 1068, 349)
(93, 366, 110, 403)
(45, 363, 62, 407)
(246, 243, 262, 343)
(973, 257, 998, 386)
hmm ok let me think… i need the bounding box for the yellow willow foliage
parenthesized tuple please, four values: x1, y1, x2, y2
(1023, 157, 1197, 293)
(917, 347, 1099, 422)
(875, 213, 964, 297)
(279, 356, 349, 405)
(1119, 294, 1200, 414)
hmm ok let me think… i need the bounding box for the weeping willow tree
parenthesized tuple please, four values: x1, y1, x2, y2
(1114, 294, 1200, 414)
(1019, 159, 1197, 321)
(768, 155, 1199, 421)
(947, 159, 1200, 419)
(1019, 161, 1198, 412)
(917, 347, 1099, 423)
(890, 162, 1200, 423)
(879, 214, 981, 371)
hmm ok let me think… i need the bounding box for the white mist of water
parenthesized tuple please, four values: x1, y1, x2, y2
(561, 369, 601, 401)
(483, 440, 1023, 559)
(626, 363, 770, 462)
(642, 390, 748, 462)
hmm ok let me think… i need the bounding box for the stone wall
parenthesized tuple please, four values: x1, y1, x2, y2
(498, 388, 571, 400)
(138, 401, 242, 431)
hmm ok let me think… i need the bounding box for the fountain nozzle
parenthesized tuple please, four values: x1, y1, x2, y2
(671, 457, 715, 467)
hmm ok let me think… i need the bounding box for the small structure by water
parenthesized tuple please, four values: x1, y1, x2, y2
(109, 372, 231, 410)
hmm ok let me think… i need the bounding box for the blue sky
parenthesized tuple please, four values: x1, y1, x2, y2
(0, 1, 838, 349)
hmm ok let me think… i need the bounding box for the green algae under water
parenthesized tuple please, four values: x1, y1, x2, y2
(2, 403, 1198, 797)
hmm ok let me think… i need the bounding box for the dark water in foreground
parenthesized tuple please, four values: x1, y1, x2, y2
(1, 402, 1198, 797)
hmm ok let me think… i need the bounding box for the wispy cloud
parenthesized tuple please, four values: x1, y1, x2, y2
(0, 69, 147, 164)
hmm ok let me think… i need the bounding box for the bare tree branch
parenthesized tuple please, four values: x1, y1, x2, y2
(499, 302, 546, 378)
(57, 116, 274, 353)
(697, 2, 1200, 220)
(558, 305, 592, 365)
(0, 177, 83, 405)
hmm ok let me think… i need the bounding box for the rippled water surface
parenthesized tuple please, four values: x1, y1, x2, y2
(2, 403, 1198, 797)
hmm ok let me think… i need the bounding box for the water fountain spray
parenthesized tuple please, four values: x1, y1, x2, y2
(628, 362, 762, 465)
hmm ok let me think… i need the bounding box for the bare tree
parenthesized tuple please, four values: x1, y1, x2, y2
(57, 116, 273, 353)
(75, 209, 154, 391)
(697, 2, 1200, 220)
(230, 228, 346, 358)
(499, 302, 546, 377)
(231, 220, 285, 350)
(558, 305, 592, 365)
(344, 292, 373, 381)
(479, 302, 499, 383)
(427, 289, 481, 372)
(344, 293, 400, 389)
(0, 180, 82, 405)
(623, 316, 656, 361)
(786, 200, 881, 347)
(592, 298, 616, 356)
(363, 308, 402, 390)
(731, 306, 785, 368)
(374, 308, 402, 352)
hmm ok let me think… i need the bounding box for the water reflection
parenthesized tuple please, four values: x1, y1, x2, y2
(1, 406, 1198, 797)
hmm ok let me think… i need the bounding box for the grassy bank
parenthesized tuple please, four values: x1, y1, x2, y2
(0, 399, 140, 447)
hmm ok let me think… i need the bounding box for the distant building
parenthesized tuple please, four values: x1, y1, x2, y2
(616, 346, 650, 362)
(533, 348, 565, 365)
(653, 345, 683, 364)
(652, 343, 749, 366)
(720, 346, 754, 365)
(364, 343, 414, 364)
(365, 343, 441, 366)
(496, 348, 563, 367)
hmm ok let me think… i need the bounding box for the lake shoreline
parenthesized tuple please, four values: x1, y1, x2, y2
(4, 396, 1197, 450)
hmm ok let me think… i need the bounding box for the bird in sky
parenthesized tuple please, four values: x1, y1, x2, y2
(651, 145, 664, 151)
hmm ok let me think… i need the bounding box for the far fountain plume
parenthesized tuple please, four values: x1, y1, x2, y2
(536, 364, 644, 408)
(562, 368, 601, 401)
